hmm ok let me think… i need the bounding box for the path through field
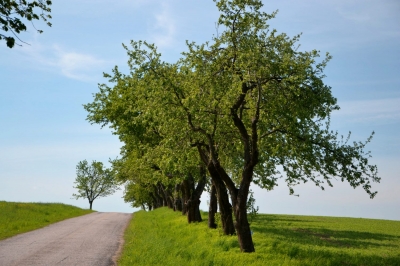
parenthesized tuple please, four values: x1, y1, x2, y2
(0, 212, 132, 266)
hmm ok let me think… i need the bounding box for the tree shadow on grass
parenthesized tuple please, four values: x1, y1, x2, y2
(255, 215, 320, 224)
(250, 215, 400, 265)
(253, 226, 398, 248)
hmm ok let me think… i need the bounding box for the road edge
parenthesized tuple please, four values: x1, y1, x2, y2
(111, 213, 133, 265)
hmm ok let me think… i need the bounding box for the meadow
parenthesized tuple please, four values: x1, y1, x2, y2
(0, 201, 93, 240)
(118, 207, 400, 266)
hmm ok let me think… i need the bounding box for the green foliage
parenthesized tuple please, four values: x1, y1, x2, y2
(0, 0, 52, 48)
(86, 0, 380, 251)
(118, 207, 400, 265)
(86, 0, 379, 205)
(72, 160, 119, 209)
(0, 201, 92, 240)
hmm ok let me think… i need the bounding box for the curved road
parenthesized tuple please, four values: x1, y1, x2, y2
(0, 212, 132, 266)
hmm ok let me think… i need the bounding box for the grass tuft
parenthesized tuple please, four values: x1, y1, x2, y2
(119, 207, 400, 266)
(0, 201, 93, 240)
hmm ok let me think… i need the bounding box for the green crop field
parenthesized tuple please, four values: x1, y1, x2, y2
(0, 201, 93, 240)
(119, 207, 400, 266)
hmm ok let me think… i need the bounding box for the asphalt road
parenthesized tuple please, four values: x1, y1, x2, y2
(0, 212, 132, 266)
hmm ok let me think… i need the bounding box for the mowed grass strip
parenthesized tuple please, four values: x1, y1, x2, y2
(119, 207, 400, 266)
(0, 201, 93, 240)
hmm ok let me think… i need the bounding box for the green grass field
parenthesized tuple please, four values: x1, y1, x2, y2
(0, 201, 93, 240)
(118, 207, 400, 266)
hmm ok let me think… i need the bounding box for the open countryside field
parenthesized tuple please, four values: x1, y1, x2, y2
(119, 207, 400, 266)
(0, 201, 93, 240)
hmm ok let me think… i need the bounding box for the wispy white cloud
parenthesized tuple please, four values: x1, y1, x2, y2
(150, 3, 177, 48)
(14, 40, 107, 82)
(334, 98, 400, 123)
(52, 46, 106, 81)
(331, 0, 400, 24)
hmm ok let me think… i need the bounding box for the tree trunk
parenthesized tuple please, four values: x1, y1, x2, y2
(214, 161, 256, 252)
(208, 165, 235, 235)
(181, 179, 189, 215)
(184, 172, 206, 223)
(186, 197, 201, 222)
(152, 186, 164, 208)
(196, 146, 235, 234)
(89, 201, 93, 210)
(215, 179, 235, 235)
(160, 184, 174, 209)
(233, 190, 255, 252)
(208, 181, 218, 229)
(173, 184, 182, 212)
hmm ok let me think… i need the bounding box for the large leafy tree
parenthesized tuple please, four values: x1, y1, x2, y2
(72, 160, 119, 210)
(85, 0, 379, 253)
(0, 0, 52, 48)
(85, 70, 211, 223)
(84, 38, 229, 226)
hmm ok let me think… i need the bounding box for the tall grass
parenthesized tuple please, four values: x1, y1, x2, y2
(119, 207, 400, 266)
(0, 201, 93, 240)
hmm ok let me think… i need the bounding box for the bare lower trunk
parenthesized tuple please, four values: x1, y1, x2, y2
(174, 184, 183, 212)
(197, 146, 235, 235)
(214, 161, 256, 252)
(160, 184, 174, 209)
(89, 201, 93, 210)
(181, 179, 189, 215)
(233, 191, 255, 252)
(208, 165, 235, 235)
(185, 169, 206, 223)
(208, 182, 218, 229)
(215, 180, 235, 235)
(151, 186, 164, 208)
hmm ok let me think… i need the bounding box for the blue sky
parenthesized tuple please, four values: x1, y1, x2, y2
(1, 0, 399, 220)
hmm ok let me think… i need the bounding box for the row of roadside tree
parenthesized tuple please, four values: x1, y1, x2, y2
(83, 0, 380, 252)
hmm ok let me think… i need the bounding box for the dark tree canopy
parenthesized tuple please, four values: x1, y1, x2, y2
(0, 0, 52, 48)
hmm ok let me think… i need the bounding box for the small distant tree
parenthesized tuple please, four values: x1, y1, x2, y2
(72, 160, 119, 210)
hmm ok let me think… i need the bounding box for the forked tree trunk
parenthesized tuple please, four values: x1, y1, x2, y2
(216, 164, 255, 252)
(197, 146, 235, 235)
(185, 170, 206, 223)
(208, 182, 218, 229)
(215, 178, 235, 235)
(208, 164, 235, 235)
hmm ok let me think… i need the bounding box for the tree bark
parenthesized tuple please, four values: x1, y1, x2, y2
(89, 201, 93, 210)
(233, 187, 255, 252)
(173, 184, 183, 212)
(215, 163, 255, 252)
(208, 164, 235, 235)
(185, 170, 206, 223)
(181, 179, 190, 215)
(197, 146, 235, 235)
(160, 184, 174, 209)
(152, 185, 164, 208)
(208, 181, 218, 229)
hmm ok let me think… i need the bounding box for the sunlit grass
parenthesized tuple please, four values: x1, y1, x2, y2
(119, 207, 400, 265)
(0, 201, 93, 240)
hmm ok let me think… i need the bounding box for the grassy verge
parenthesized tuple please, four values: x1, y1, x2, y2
(119, 207, 400, 266)
(0, 201, 93, 240)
